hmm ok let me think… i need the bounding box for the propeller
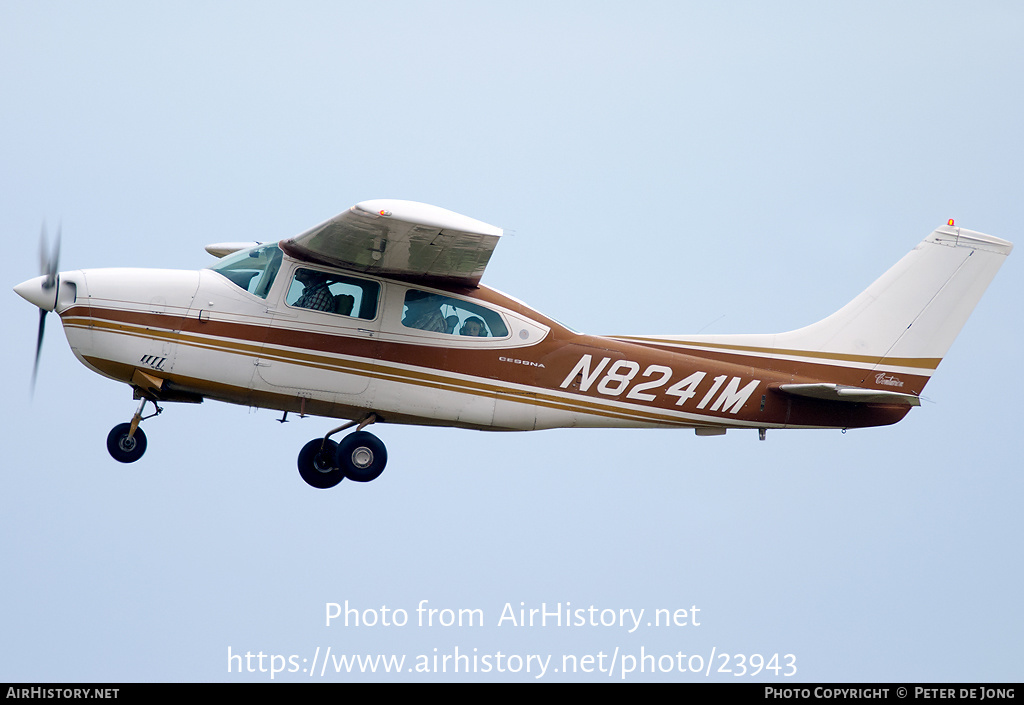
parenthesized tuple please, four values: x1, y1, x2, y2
(31, 222, 61, 392)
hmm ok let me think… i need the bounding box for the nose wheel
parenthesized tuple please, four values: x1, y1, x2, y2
(296, 415, 387, 488)
(106, 398, 162, 463)
(107, 423, 148, 463)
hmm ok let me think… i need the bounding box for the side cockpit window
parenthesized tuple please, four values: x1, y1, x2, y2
(401, 290, 509, 338)
(208, 244, 282, 299)
(286, 268, 380, 320)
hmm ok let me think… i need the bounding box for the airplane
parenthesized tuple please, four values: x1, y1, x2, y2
(14, 200, 1013, 488)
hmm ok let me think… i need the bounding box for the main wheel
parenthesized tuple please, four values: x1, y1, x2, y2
(107, 423, 148, 463)
(297, 438, 343, 489)
(336, 431, 387, 483)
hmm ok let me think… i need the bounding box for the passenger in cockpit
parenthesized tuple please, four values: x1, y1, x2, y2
(460, 316, 487, 337)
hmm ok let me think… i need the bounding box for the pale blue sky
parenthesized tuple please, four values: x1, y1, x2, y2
(2, 1, 1021, 682)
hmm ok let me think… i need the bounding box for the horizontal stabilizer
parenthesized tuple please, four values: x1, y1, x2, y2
(778, 383, 921, 406)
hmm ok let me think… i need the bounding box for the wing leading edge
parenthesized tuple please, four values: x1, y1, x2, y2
(280, 199, 503, 287)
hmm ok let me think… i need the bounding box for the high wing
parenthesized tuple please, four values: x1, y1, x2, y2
(279, 199, 503, 287)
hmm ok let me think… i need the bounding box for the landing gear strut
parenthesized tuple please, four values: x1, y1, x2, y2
(296, 415, 387, 488)
(107, 398, 162, 463)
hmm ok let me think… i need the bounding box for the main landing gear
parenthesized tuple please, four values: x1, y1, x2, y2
(106, 398, 162, 463)
(297, 414, 387, 489)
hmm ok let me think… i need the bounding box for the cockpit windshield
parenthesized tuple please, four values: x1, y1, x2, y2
(207, 244, 282, 299)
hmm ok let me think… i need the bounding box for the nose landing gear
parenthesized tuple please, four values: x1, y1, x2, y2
(107, 398, 163, 463)
(296, 414, 387, 488)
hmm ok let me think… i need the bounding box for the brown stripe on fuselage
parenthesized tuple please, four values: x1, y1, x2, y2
(63, 298, 917, 431)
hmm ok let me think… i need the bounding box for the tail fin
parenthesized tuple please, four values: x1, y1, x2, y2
(773, 224, 1012, 370)
(622, 224, 1012, 389)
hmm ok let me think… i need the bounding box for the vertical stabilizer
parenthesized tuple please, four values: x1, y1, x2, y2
(773, 224, 1012, 370)
(618, 224, 1012, 387)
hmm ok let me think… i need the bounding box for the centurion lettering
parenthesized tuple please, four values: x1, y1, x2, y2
(559, 354, 760, 413)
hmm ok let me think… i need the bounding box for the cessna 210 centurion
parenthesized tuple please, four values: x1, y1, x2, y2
(14, 200, 1012, 488)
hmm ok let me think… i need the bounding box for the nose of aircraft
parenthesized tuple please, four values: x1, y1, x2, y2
(14, 274, 58, 311)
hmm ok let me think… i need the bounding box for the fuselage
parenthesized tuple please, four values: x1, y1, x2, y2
(46, 244, 912, 435)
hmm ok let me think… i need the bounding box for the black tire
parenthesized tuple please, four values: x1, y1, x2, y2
(107, 423, 147, 463)
(297, 438, 343, 489)
(336, 431, 387, 483)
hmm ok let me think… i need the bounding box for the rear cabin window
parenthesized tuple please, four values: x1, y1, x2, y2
(401, 290, 509, 338)
(285, 268, 380, 320)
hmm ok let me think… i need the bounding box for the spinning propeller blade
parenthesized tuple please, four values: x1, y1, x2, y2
(28, 222, 61, 393)
(40, 222, 61, 288)
(32, 308, 47, 391)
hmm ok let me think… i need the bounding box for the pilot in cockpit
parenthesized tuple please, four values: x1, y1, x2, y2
(293, 269, 334, 312)
(402, 292, 447, 332)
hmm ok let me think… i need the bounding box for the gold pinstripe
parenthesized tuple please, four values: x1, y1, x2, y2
(63, 316, 733, 429)
(611, 335, 942, 371)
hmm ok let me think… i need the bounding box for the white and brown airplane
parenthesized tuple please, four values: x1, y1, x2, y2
(14, 200, 1012, 488)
